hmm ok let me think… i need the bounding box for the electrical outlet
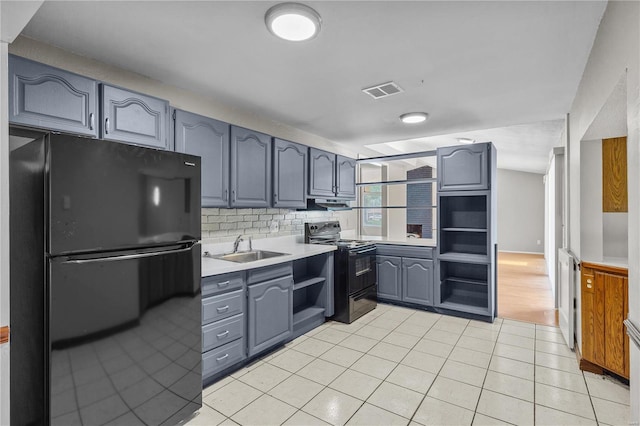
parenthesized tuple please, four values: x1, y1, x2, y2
(537, 239, 541, 245)
(270, 221, 279, 233)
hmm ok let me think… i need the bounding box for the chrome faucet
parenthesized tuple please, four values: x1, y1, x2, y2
(233, 234, 244, 253)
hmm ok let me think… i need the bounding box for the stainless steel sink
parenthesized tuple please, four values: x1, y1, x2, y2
(211, 250, 289, 263)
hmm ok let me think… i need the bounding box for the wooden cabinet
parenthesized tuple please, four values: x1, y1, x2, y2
(402, 258, 433, 306)
(309, 148, 356, 200)
(336, 155, 356, 198)
(8, 55, 99, 137)
(437, 143, 490, 191)
(101, 84, 170, 149)
(580, 262, 629, 378)
(376, 246, 434, 307)
(376, 256, 402, 301)
(230, 126, 272, 208)
(173, 109, 230, 207)
(247, 274, 293, 357)
(273, 138, 307, 208)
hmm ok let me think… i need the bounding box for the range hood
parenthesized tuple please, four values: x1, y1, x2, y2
(302, 198, 352, 211)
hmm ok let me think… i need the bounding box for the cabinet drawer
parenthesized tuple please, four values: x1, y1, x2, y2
(202, 339, 245, 379)
(203, 314, 244, 352)
(203, 289, 243, 325)
(203, 272, 244, 297)
(247, 263, 293, 285)
(376, 245, 433, 259)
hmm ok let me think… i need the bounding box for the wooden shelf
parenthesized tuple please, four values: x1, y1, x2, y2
(439, 252, 489, 263)
(293, 305, 325, 326)
(293, 276, 326, 291)
(357, 178, 436, 187)
(441, 227, 487, 233)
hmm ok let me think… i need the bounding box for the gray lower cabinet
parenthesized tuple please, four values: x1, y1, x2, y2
(376, 256, 402, 301)
(247, 274, 293, 357)
(8, 55, 99, 137)
(437, 143, 490, 191)
(402, 258, 434, 306)
(101, 84, 170, 150)
(273, 138, 307, 208)
(230, 126, 272, 207)
(173, 109, 230, 207)
(202, 272, 246, 382)
(336, 155, 356, 198)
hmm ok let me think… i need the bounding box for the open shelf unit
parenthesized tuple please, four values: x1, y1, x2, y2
(292, 253, 333, 338)
(436, 142, 496, 322)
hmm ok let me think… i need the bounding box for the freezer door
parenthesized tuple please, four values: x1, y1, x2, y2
(48, 134, 201, 255)
(49, 244, 202, 425)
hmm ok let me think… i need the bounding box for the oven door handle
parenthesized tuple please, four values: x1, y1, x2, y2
(349, 247, 376, 256)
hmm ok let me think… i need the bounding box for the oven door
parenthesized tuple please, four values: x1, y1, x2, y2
(347, 246, 377, 294)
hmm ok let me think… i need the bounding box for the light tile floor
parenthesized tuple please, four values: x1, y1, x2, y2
(189, 304, 631, 426)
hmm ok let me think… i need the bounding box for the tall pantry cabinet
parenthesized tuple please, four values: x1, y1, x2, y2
(435, 143, 497, 321)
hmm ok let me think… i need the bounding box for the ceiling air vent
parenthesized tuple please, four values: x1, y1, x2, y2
(362, 81, 403, 99)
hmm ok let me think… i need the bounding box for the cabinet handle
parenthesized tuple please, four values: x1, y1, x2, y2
(586, 278, 592, 283)
(104, 117, 110, 134)
(216, 330, 230, 339)
(217, 281, 230, 288)
(216, 354, 229, 362)
(224, 189, 228, 202)
(273, 193, 277, 205)
(89, 113, 95, 130)
(216, 305, 229, 313)
(232, 190, 236, 202)
(587, 283, 593, 289)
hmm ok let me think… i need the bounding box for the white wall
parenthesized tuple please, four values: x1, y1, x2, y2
(580, 140, 604, 260)
(567, 1, 639, 421)
(497, 169, 545, 253)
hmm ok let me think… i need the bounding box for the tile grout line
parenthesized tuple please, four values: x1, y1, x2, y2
(469, 318, 502, 425)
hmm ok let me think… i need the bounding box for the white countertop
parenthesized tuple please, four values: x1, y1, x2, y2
(580, 256, 628, 270)
(340, 231, 436, 247)
(201, 235, 336, 277)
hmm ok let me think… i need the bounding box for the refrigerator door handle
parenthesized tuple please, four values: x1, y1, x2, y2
(64, 244, 195, 264)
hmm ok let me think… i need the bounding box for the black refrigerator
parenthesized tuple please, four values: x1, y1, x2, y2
(10, 128, 203, 425)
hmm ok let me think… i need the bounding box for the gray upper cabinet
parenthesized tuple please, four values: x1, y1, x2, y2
(437, 143, 490, 191)
(336, 155, 356, 198)
(402, 258, 433, 306)
(8, 55, 98, 137)
(273, 138, 307, 208)
(377, 256, 402, 301)
(309, 148, 356, 199)
(247, 275, 293, 357)
(309, 148, 336, 197)
(174, 109, 230, 207)
(101, 84, 170, 150)
(230, 126, 272, 208)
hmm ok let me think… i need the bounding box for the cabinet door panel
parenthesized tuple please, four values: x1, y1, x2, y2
(438, 144, 489, 191)
(102, 84, 169, 149)
(581, 269, 595, 361)
(309, 148, 336, 197)
(402, 258, 433, 306)
(9, 55, 98, 137)
(273, 138, 307, 208)
(604, 273, 627, 376)
(336, 155, 356, 199)
(174, 110, 229, 207)
(593, 271, 606, 366)
(247, 276, 293, 356)
(376, 256, 402, 301)
(231, 126, 272, 207)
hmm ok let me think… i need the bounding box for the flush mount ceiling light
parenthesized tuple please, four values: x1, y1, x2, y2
(457, 138, 476, 144)
(400, 112, 428, 124)
(265, 3, 322, 41)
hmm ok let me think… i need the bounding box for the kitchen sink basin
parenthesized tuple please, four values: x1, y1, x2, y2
(212, 250, 289, 263)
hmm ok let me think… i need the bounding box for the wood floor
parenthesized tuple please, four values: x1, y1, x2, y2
(497, 252, 558, 326)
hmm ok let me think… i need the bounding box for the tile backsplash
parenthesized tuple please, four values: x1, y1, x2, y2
(201, 208, 339, 243)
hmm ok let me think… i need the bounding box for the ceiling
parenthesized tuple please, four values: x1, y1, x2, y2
(20, 1, 607, 173)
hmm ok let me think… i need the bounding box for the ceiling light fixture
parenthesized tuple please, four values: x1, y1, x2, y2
(400, 112, 428, 124)
(457, 138, 476, 144)
(265, 3, 322, 42)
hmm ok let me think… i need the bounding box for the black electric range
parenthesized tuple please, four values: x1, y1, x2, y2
(305, 221, 377, 323)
